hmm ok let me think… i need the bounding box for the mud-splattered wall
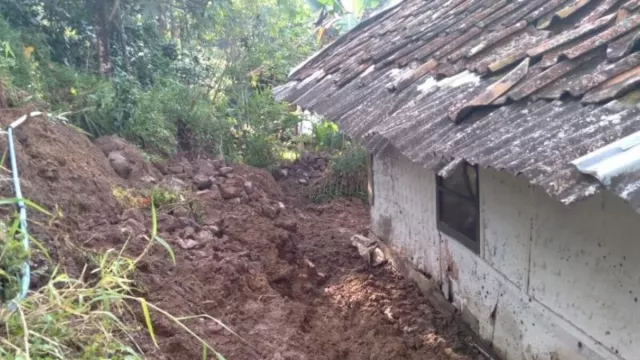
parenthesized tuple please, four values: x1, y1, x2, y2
(370, 146, 640, 360)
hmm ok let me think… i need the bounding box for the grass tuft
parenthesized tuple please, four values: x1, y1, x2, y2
(0, 197, 229, 359)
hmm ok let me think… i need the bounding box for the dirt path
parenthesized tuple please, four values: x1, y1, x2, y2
(134, 169, 481, 360)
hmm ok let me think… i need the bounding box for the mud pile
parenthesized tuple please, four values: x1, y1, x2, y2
(0, 111, 483, 360)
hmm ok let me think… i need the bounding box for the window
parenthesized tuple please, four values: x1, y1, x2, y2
(436, 162, 480, 254)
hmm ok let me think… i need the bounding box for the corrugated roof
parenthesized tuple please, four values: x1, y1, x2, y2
(275, 0, 640, 212)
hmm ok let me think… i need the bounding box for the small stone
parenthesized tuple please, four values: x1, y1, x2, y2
(122, 218, 146, 237)
(172, 206, 189, 218)
(193, 174, 213, 190)
(195, 161, 218, 176)
(298, 178, 308, 185)
(157, 214, 180, 233)
(207, 225, 223, 237)
(168, 165, 184, 174)
(197, 188, 221, 201)
(351, 234, 375, 260)
(275, 218, 298, 233)
(38, 165, 59, 181)
(161, 176, 187, 192)
(203, 210, 223, 227)
(277, 202, 286, 213)
(195, 230, 215, 242)
(218, 184, 242, 200)
(140, 175, 157, 184)
(219, 167, 234, 175)
(371, 248, 387, 267)
(177, 238, 200, 250)
(240, 191, 250, 204)
(108, 152, 132, 179)
(181, 226, 196, 239)
(243, 181, 254, 195)
(121, 208, 145, 223)
(262, 204, 278, 219)
(273, 168, 288, 180)
(212, 155, 226, 169)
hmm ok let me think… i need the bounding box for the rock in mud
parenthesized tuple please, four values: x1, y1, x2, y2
(179, 226, 196, 239)
(140, 175, 157, 184)
(351, 234, 376, 258)
(371, 248, 387, 267)
(172, 206, 189, 218)
(219, 166, 234, 176)
(195, 160, 218, 177)
(273, 168, 289, 180)
(122, 218, 146, 237)
(218, 184, 242, 200)
(243, 181, 254, 195)
(161, 176, 187, 192)
(38, 164, 60, 181)
(157, 214, 180, 233)
(108, 151, 132, 179)
(298, 178, 308, 186)
(262, 204, 278, 219)
(193, 173, 213, 190)
(177, 238, 200, 250)
(195, 230, 215, 242)
(168, 165, 185, 174)
(207, 225, 223, 237)
(275, 218, 298, 233)
(121, 208, 145, 224)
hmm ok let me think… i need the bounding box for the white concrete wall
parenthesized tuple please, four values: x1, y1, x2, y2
(370, 147, 640, 360)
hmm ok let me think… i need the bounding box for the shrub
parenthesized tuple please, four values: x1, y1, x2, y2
(311, 143, 369, 203)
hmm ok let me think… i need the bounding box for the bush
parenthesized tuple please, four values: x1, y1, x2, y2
(311, 143, 369, 203)
(313, 120, 345, 150)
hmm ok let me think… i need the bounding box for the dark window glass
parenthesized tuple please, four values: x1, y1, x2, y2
(436, 163, 480, 254)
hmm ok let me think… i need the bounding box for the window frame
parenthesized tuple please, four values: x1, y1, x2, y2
(436, 163, 480, 254)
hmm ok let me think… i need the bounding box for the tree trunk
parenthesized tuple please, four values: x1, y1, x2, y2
(95, 0, 112, 76)
(119, 9, 129, 72)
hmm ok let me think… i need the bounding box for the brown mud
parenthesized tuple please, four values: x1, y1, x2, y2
(0, 110, 482, 360)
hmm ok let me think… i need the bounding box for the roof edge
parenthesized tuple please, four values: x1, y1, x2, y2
(288, 0, 406, 79)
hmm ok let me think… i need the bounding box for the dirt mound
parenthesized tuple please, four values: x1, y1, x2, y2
(0, 113, 483, 360)
(95, 135, 162, 182)
(0, 110, 121, 218)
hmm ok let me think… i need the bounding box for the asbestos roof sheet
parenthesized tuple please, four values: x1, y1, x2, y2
(275, 0, 640, 212)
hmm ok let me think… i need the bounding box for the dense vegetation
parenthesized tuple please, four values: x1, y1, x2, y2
(0, 0, 393, 166)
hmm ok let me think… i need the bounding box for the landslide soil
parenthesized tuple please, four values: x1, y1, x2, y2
(0, 110, 481, 360)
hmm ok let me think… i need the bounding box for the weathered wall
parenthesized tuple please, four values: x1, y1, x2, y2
(370, 147, 640, 360)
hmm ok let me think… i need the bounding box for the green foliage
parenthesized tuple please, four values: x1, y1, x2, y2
(0, 218, 28, 303)
(0, 0, 315, 167)
(313, 120, 345, 150)
(311, 143, 369, 203)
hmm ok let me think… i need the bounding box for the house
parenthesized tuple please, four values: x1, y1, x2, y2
(275, 1, 640, 360)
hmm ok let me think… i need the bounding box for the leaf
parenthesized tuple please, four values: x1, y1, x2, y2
(150, 200, 176, 265)
(150, 200, 158, 238)
(154, 236, 176, 265)
(0, 198, 52, 216)
(139, 298, 158, 348)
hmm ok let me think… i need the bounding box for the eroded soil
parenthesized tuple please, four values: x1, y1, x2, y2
(0, 110, 481, 360)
